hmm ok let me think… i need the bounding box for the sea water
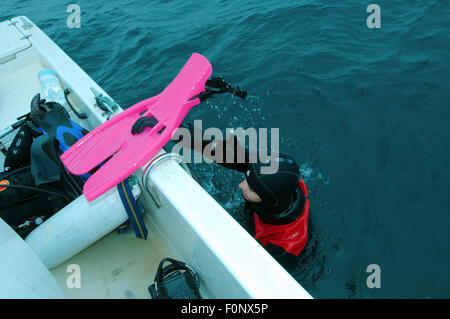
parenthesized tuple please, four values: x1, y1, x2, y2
(2, 0, 450, 298)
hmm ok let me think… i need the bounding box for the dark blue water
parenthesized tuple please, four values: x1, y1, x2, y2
(2, 0, 450, 298)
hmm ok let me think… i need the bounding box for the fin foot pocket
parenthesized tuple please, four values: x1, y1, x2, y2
(131, 116, 159, 135)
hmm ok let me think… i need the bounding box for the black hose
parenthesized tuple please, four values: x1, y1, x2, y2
(1, 184, 68, 197)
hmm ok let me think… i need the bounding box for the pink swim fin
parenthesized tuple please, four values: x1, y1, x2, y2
(61, 53, 213, 201)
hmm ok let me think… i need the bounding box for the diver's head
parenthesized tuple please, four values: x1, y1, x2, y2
(241, 154, 300, 210)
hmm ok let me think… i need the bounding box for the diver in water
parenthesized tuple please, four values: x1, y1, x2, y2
(131, 77, 310, 271)
(177, 122, 310, 271)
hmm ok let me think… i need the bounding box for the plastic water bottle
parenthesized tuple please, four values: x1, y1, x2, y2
(38, 70, 67, 107)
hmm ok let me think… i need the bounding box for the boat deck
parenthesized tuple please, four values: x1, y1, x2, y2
(0, 23, 189, 299)
(0, 16, 312, 299)
(0, 60, 45, 173)
(0, 59, 43, 131)
(50, 218, 182, 299)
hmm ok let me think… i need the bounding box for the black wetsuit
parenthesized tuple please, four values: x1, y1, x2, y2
(180, 125, 306, 271)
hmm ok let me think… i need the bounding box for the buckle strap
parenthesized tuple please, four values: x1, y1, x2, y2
(117, 178, 148, 239)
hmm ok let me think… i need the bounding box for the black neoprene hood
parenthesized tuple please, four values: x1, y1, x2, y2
(245, 154, 300, 210)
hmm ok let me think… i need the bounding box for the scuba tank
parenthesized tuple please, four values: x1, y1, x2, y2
(25, 182, 141, 269)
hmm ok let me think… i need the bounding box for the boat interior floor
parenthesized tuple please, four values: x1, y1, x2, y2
(50, 218, 182, 299)
(0, 61, 43, 130)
